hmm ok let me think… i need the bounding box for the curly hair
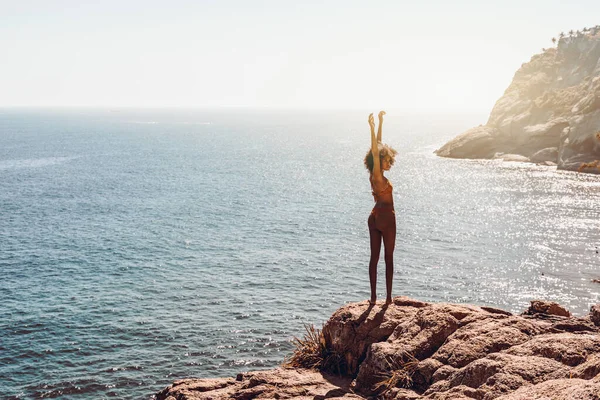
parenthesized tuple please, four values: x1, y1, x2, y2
(364, 143, 398, 173)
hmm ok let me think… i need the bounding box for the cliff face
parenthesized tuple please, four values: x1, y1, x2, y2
(436, 27, 600, 174)
(156, 297, 600, 400)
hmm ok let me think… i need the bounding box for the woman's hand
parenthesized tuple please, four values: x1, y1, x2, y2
(368, 113, 375, 131)
(378, 110, 386, 121)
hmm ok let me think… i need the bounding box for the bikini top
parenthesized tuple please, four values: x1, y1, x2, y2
(371, 178, 393, 202)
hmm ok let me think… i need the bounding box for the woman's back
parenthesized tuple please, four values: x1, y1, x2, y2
(370, 176, 394, 206)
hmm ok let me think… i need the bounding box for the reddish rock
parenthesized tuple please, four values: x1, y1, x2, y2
(432, 314, 545, 368)
(353, 304, 469, 394)
(322, 298, 424, 375)
(426, 352, 568, 399)
(526, 300, 572, 317)
(156, 368, 358, 400)
(591, 304, 600, 326)
(503, 333, 600, 367)
(480, 306, 512, 316)
(551, 317, 599, 333)
(412, 358, 444, 388)
(387, 388, 423, 399)
(155, 297, 600, 400)
(571, 354, 600, 380)
(494, 377, 600, 400)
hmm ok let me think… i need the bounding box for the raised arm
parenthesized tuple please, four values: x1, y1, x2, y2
(369, 113, 380, 176)
(377, 110, 386, 143)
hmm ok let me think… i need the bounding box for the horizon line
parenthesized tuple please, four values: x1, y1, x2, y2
(0, 105, 492, 114)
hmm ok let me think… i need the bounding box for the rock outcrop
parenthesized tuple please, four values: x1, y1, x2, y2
(436, 26, 600, 174)
(155, 368, 360, 400)
(156, 296, 600, 400)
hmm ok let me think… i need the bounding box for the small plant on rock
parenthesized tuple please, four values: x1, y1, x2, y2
(283, 324, 345, 375)
(373, 351, 419, 394)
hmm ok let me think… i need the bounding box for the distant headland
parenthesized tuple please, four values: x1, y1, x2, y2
(436, 26, 600, 174)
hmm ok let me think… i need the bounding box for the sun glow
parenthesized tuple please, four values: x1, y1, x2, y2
(1, 0, 599, 111)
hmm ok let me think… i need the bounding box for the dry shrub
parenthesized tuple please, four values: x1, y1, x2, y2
(577, 133, 600, 173)
(283, 324, 345, 375)
(373, 351, 419, 394)
(578, 160, 600, 172)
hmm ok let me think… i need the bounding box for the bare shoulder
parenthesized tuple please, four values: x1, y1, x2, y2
(370, 174, 386, 187)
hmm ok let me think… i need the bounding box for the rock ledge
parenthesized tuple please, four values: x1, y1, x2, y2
(156, 297, 600, 400)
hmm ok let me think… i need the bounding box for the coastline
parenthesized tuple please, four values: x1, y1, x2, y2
(436, 27, 600, 174)
(156, 296, 600, 399)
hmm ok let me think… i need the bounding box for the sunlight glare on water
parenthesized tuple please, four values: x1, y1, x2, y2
(1, 109, 599, 399)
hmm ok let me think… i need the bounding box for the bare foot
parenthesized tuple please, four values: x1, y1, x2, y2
(369, 297, 377, 305)
(385, 297, 392, 306)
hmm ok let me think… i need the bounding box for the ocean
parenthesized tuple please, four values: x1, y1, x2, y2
(1, 108, 599, 399)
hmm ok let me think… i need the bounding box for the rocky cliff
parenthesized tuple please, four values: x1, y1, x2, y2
(436, 26, 600, 174)
(156, 297, 600, 400)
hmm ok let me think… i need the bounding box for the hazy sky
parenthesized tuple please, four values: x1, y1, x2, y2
(2, 0, 599, 111)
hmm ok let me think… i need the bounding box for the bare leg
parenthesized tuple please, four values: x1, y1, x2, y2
(368, 214, 382, 304)
(382, 218, 397, 305)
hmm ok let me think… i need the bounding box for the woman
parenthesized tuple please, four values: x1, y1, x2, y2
(364, 111, 398, 305)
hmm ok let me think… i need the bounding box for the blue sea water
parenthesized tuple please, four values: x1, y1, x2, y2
(1, 108, 599, 399)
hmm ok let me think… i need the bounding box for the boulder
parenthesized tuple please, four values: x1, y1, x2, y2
(530, 146, 559, 163)
(525, 300, 572, 317)
(322, 297, 425, 376)
(494, 377, 600, 400)
(155, 368, 358, 400)
(493, 153, 531, 162)
(590, 304, 600, 326)
(435, 126, 500, 159)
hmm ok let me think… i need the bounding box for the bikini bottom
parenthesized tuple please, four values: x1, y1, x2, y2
(368, 205, 396, 234)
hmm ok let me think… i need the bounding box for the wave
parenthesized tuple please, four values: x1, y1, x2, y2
(126, 121, 212, 125)
(0, 156, 79, 170)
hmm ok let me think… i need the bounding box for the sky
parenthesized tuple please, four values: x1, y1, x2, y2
(1, 0, 599, 112)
